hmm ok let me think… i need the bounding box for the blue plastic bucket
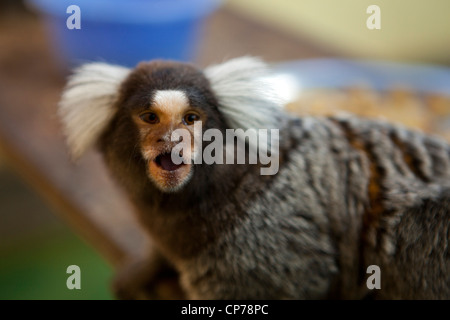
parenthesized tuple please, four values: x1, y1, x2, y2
(28, 0, 221, 67)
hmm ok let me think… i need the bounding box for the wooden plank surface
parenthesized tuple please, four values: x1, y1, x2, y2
(0, 7, 332, 268)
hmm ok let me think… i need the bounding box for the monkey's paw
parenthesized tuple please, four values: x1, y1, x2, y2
(112, 257, 185, 300)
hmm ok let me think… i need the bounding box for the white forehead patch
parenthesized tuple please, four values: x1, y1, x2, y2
(152, 90, 189, 115)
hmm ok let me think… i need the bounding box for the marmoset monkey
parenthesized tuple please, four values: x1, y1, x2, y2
(59, 57, 449, 299)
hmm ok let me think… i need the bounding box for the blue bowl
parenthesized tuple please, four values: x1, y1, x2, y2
(28, 0, 221, 67)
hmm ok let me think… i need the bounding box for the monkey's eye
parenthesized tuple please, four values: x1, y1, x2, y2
(140, 112, 159, 124)
(183, 113, 200, 125)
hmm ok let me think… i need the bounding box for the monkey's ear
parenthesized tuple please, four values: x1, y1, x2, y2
(58, 62, 131, 159)
(203, 56, 284, 131)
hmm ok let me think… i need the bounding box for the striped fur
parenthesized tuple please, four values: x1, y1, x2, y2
(178, 114, 450, 299)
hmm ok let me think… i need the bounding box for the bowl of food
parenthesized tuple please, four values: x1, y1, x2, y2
(271, 59, 450, 141)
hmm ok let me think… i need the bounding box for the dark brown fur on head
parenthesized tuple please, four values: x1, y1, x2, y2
(100, 61, 228, 190)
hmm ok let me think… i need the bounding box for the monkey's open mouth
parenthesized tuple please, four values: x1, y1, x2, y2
(154, 152, 185, 172)
(148, 150, 192, 192)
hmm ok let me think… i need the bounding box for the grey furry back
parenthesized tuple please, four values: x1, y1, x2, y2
(179, 114, 450, 299)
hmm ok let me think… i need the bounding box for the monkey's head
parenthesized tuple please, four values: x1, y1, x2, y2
(59, 57, 284, 193)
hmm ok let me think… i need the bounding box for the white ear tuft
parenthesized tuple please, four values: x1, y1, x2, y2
(204, 56, 284, 131)
(58, 62, 130, 158)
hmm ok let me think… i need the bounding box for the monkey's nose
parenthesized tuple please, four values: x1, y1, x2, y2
(157, 132, 182, 143)
(157, 132, 174, 143)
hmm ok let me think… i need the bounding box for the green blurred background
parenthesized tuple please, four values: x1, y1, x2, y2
(0, 159, 113, 300)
